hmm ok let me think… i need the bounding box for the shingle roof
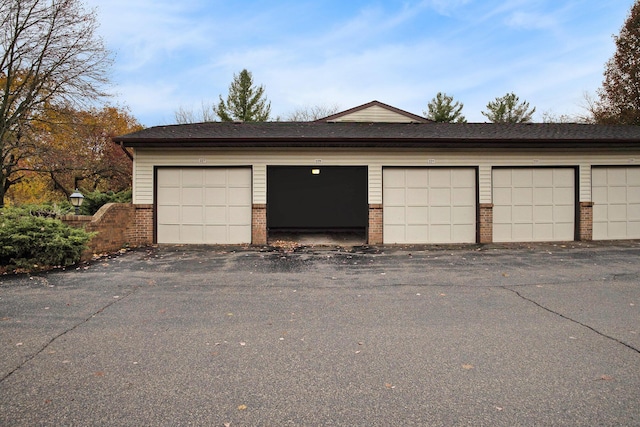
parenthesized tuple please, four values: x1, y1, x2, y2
(113, 121, 640, 150)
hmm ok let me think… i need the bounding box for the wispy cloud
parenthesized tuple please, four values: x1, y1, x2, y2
(84, 0, 634, 125)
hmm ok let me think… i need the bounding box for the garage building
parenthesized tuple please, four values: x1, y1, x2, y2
(114, 101, 640, 245)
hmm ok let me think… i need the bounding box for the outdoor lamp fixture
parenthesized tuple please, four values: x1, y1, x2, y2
(311, 168, 321, 175)
(69, 189, 84, 214)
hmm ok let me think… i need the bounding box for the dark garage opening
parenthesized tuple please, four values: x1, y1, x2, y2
(267, 166, 368, 243)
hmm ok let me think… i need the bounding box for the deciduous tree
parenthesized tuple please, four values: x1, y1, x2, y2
(283, 104, 341, 121)
(7, 106, 142, 204)
(593, 1, 640, 124)
(214, 69, 271, 122)
(0, 0, 112, 206)
(424, 92, 466, 123)
(481, 92, 536, 123)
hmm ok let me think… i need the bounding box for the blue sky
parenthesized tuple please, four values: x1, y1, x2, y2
(85, 0, 635, 126)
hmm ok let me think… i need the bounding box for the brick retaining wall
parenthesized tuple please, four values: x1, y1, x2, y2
(61, 203, 153, 260)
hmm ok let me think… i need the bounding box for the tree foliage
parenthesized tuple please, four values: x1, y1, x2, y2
(6, 106, 142, 205)
(174, 101, 217, 124)
(0, 0, 112, 206)
(481, 92, 536, 123)
(424, 92, 466, 123)
(284, 104, 341, 121)
(214, 69, 271, 122)
(593, 1, 640, 124)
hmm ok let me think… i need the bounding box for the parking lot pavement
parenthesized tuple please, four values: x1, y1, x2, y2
(0, 242, 639, 426)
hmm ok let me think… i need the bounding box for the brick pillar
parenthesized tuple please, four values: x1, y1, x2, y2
(368, 204, 383, 245)
(479, 203, 493, 244)
(579, 202, 593, 241)
(252, 204, 267, 245)
(132, 204, 154, 245)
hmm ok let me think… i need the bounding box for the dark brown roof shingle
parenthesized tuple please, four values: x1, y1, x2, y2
(113, 122, 640, 150)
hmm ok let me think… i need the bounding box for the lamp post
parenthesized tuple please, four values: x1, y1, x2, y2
(69, 189, 84, 214)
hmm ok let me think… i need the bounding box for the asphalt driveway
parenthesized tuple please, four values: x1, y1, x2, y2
(1, 242, 639, 426)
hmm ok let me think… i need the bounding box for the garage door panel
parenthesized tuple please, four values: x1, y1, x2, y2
(406, 206, 428, 224)
(406, 188, 428, 204)
(512, 170, 533, 187)
(429, 188, 451, 206)
(229, 206, 251, 225)
(513, 223, 533, 240)
(384, 169, 405, 187)
(493, 205, 512, 223)
(453, 187, 475, 205)
(593, 167, 640, 239)
(181, 225, 204, 243)
(229, 187, 251, 205)
(406, 225, 429, 241)
(608, 187, 628, 204)
(513, 188, 533, 205)
(493, 168, 575, 242)
(430, 206, 451, 224)
(182, 188, 203, 204)
(383, 168, 476, 244)
(553, 169, 574, 183)
(513, 206, 532, 222)
(493, 188, 512, 205)
(157, 206, 180, 223)
(158, 169, 180, 186)
(157, 168, 251, 244)
(453, 206, 475, 223)
(384, 225, 406, 243)
(535, 169, 553, 186)
(182, 170, 204, 186)
(533, 187, 553, 204)
(406, 169, 430, 185)
(181, 206, 203, 224)
(429, 169, 452, 186)
(205, 206, 226, 224)
(607, 169, 627, 185)
(385, 188, 406, 205)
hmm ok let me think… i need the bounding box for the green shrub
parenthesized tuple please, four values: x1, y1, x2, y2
(0, 207, 94, 272)
(78, 189, 132, 215)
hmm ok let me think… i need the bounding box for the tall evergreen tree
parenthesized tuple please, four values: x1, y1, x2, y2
(594, 1, 640, 124)
(482, 92, 535, 123)
(424, 92, 466, 123)
(214, 69, 271, 122)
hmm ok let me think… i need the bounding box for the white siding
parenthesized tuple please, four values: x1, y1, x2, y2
(331, 105, 420, 123)
(133, 149, 640, 206)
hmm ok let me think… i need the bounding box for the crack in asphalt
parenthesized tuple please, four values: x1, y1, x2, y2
(0, 286, 139, 384)
(503, 286, 640, 355)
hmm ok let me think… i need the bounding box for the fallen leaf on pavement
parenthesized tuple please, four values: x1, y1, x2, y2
(462, 364, 474, 370)
(238, 404, 247, 410)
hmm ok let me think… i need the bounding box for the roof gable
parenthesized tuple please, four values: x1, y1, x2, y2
(317, 100, 430, 123)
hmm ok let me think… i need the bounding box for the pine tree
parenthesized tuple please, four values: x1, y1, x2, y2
(214, 69, 271, 122)
(481, 93, 535, 123)
(424, 92, 466, 123)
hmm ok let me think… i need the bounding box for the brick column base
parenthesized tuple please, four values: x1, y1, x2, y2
(252, 204, 267, 245)
(479, 203, 493, 244)
(368, 204, 383, 245)
(579, 202, 593, 241)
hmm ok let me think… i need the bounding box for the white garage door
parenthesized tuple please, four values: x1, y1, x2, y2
(592, 167, 640, 240)
(383, 168, 476, 244)
(156, 168, 252, 244)
(493, 168, 575, 242)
